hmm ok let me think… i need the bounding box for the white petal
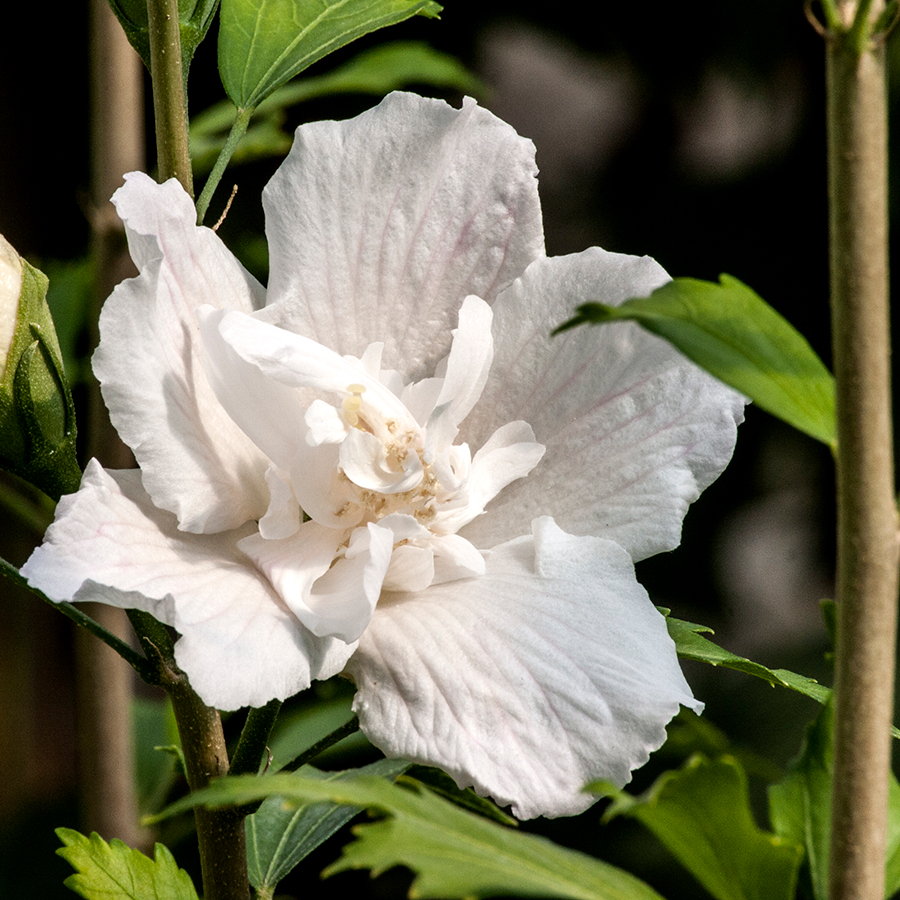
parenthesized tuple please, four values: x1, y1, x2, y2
(459, 249, 745, 560)
(432, 296, 494, 426)
(258, 466, 301, 540)
(218, 310, 414, 431)
(290, 441, 363, 529)
(239, 521, 393, 642)
(339, 427, 424, 494)
(382, 544, 435, 593)
(198, 306, 307, 472)
(21, 461, 349, 710)
(94, 173, 270, 533)
(305, 399, 349, 446)
(348, 517, 699, 819)
(261, 92, 544, 374)
(438, 421, 545, 533)
(430, 533, 486, 584)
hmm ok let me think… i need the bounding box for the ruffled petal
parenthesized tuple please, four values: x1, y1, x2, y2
(436, 420, 544, 533)
(261, 92, 545, 374)
(258, 465, 301, 540)
(459, 249, 745, 560)
(21, 461, 349, 710)
(431, 295, 494, 427)
(238, 520, 393, 642)
(348, 517, 699, 819)
(198, 306, 307, 473)
(217, 310, 414, 431)
(93, 173, 270, 533)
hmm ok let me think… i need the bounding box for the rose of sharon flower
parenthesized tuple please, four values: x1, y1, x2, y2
(23, 92, 743, 819)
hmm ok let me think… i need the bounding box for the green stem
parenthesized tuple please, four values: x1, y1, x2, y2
(0, 554, 153, 679)
(195, 105, 254, 225)
(821, 0, 845, 30)
(126, 607, 176, 669)
(231, 698, 282, 777)
(147, 0, 193, 194)
(825, 3, 899, 899)
(167, 679, 251, 900)
(850, 0, 878, 49)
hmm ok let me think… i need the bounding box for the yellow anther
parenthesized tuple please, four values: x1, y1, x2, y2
(342, 384, 366, 427)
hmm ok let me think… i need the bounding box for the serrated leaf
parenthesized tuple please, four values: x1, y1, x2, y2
(56, 828, 198, 900)
(597, 755, 802, 900)
(768, 700, 900, 900)
(219, 0, 442, 109)
(106, 0, 219, 79)
(152, 773, 663, 900)
(557, 275, 836, 447)
(191, 40, 482, 175)
(247, 758, 409, 894)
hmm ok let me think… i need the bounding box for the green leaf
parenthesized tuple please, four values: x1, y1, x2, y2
(153, 773, 664, 900)
(266, 693, 367, 771)
(106, 0, 219, 78)
(768, 700, 900, 900)
(247, 758, 409, 894)
(598, 755, 802, 900)
(405, 765, 518, 826)
(665, 613, 900, 742)
(56, 828, 198, 900)
(191, 40, 482, 175)
(556, 275, 836, 448)
(218, 0, 442, 109)
(665, 614, 830, 703)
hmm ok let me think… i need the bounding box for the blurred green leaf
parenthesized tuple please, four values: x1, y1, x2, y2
(152, 773, 664, 899)
(106, 0, 219, 79)
(267, 693, 368, 770)
(132, 697, 178, 814)
(247, 758, 408, 894)
(768, 700, 900, 900)
(56, 828, 198, 900)
(41, 256, 92, 387)
(557, 275, 836, 448)
(596, 755, 802, 900)
(219, 0, 442, 109)
(192, 40, 482, 174)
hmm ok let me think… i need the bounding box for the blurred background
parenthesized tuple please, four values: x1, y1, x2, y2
(0, 0, 874, 896)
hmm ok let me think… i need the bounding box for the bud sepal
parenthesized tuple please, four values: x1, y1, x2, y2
(0, 235, 80, 499)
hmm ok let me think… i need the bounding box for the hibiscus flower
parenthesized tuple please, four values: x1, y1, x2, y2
(22, 92, 743, 818)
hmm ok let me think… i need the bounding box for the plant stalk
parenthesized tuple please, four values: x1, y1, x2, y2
(147, 0, 193, 194)
(195, 105, 254, 224)
(168, 680, 251, 900)
(826, 3, 900, 899)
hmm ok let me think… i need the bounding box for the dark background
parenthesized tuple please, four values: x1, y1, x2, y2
(0, 1, 875, 897)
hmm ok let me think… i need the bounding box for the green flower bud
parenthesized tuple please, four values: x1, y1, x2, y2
(0, 234, 80, 499)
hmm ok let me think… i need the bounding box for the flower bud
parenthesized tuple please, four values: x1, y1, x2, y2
(0, 234, 80, 499)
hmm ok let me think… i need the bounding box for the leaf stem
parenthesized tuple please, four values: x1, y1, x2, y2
(195, 105, 254, 224)
(284, 715, 360, 771)
(231, 698, 282, 777)
(0, 554, 154, 679)
(825, 3, 899, 899)
(147, 0, 193, 194)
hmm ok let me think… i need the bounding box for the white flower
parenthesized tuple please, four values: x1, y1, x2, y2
(22, 93, 743, 819)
